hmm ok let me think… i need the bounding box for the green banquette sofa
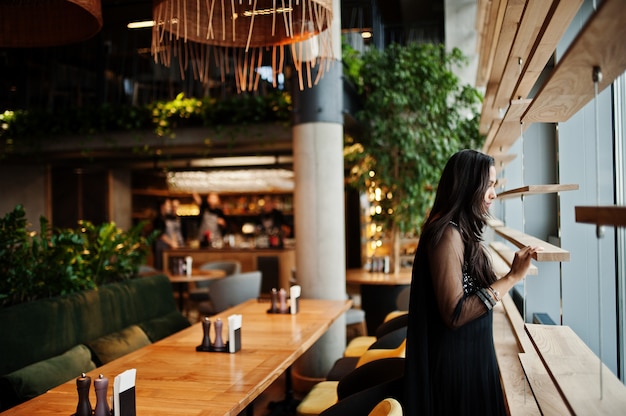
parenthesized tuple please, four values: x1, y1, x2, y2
(0, 273, 190, 410)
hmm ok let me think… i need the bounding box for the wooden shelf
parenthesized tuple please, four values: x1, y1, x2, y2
(575, 205, 626, 227)
(492, 152, 517, 174)
(492, 298, 542, 415)
(486, 217, 505, 228)
(492, 226, 570, 262)
(523, 0, 626, 123)
(489, 241, 538, 275)
(525, 324, 626, 415)
(497, 184, 579, 200)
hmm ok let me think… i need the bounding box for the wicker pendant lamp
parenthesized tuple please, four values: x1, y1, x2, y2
(0, 0, 102, 47)
(152, 0, 334, 91)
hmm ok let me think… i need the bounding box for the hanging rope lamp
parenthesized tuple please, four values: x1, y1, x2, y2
(151, 0, 334, 92)
(0, 0, 102, 47)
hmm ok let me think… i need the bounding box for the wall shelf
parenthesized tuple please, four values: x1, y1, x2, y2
(497, 184, 579, 200)
(523, 0, 626, 123)
(489, 241, 538, 275)
(575, 205, 626, 227)
(492, 225, 570, 262)
(525, 324, 626, 415)
(492, 152, 517, 174)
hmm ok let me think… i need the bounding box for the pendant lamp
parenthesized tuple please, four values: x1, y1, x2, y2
(0, 0, 103, 47)
(151, 0, 334, 91)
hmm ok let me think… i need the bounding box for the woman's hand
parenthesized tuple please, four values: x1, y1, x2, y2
(508, 245, 543, 282)
(491, 245, 543, 299)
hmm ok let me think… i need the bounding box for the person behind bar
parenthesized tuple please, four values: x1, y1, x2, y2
(152, 198, 184, 270)
(403, 149, 541, 415)
(193, 191, 227, 247)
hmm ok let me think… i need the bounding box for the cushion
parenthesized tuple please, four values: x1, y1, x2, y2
(138, 310, 191, 342)
(343, 336, 376, 357)
(0, 344, 96, 408)
(87, 325, 151, 366)
(296, 381, 339, 416)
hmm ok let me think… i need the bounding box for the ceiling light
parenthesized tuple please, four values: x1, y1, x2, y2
(128, 20, 155, 29)
(151, 0, 334, 92)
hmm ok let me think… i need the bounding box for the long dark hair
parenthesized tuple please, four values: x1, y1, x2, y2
(421, 149, 496, 286)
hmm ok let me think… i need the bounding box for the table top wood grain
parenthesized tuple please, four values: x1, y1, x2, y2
(345, 268, 412, 285)
(1, 298, 351, 416)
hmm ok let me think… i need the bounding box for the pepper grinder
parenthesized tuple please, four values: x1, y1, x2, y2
(201, 317, 212, 349)
(94, 374, 111, 416)
(213, 318, 225, 350)
(75, 373, 92, 416)
(270, 288, 279, 313)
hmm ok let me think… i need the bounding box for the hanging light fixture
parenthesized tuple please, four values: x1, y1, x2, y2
(151, 0, 334, 92)
(0, 0, 102, 47)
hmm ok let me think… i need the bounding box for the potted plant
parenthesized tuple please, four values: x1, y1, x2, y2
(344, 43, 484, 272)
(0, 204, 155, 307)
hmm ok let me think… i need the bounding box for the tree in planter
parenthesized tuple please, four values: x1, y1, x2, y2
(344, 43, 484, 272)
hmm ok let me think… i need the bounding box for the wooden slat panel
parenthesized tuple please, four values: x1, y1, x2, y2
(493, 226, 570, 262)
(526, 324, 626, 415)
(476, 0, 507, 87)
(518, 353, 573, 416)
(493, 0, 554, 109)
(486, 99, 532, 155)
(575, 205, 626, 227)
(497, 184, 579, 200)
(482, 118, 502, 153)
(513, 0, 583, 100)
(490, 241, 538, 275)
(523, 0, 626, 123)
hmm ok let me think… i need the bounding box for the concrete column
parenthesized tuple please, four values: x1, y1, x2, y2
(291, 0, 346, 380)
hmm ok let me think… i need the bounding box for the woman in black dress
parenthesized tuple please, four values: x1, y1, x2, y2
(403, 149, 540, 415)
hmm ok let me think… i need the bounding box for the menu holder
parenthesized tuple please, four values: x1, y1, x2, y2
(113, 368, 136, 416)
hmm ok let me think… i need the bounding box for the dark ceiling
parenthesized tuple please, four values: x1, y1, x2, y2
(0, 0, 444, 111)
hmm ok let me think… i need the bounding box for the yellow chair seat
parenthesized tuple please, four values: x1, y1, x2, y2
(356, 340, 406, 368)
(343, 336, 377, 357)
(296, 381, 339, 416)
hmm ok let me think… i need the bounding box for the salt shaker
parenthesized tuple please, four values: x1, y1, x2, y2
(213, 318, 225, 349)
(94, 374, 111, 416)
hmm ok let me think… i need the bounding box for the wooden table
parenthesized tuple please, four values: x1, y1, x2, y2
(0, 298, 351, 416)
(346, 268, 412, 334)
(167, 269, 226, 312)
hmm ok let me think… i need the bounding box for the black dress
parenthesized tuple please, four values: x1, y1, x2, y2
(403, 224, 506, 415)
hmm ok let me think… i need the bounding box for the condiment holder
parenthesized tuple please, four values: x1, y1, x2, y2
(196, 315, 242, 353)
